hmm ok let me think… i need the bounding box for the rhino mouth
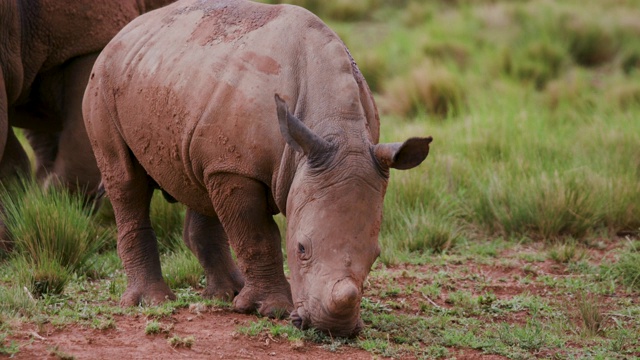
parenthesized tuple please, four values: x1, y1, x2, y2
(290, 307, 363, 338)
(290, 308, 307, 329)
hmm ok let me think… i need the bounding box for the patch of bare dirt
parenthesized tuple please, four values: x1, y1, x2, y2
(10, 309, 372, 360)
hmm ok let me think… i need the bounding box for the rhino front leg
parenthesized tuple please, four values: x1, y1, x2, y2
(183, 209, 244, 301)
(208, 175, 292, 318)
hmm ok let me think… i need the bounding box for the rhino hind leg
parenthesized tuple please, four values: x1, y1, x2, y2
(183, 208, 244, 301)
(208, 174, 292, 318)
(110, 162, 176, 306)
(84, 90, 174, 306)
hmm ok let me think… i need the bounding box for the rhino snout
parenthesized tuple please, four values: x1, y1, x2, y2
(290, 277, 364, 337)
(290, 307, 363, 338)
(329, 277, 360, 315)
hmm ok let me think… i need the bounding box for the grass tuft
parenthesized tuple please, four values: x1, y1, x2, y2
(28, 259, 70, 297)
(167, 334, 195, 348)
(1, 180, 108, 296)
(610, 252, 640, 290)
(502, 38, 568, 89)
(0, 283, 36, 317)
(355, 50, 388, 93)
(563, 17, 618, 67)
(548, 240, 586, 264)
(468, 171, 601, 242)
(423, 41, 470, 70)
(380, 61, 465, 119)
(496, 318, 559, 351)
(607, 83, 640, 110)
(0, 332, 19, 356)
(145, 320, 173, 335)
(576, 292, 605, 337)
(161, 246, 203, 290)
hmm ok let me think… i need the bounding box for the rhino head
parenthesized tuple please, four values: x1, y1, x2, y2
(275, 95, 432, 337)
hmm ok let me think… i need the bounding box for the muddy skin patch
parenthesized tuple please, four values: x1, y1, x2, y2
(240, 51, 281, 76)
(185, 1, 282, 46)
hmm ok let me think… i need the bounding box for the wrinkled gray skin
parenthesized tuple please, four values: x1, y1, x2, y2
(83, 0, 432, 337)
(0, 0, 175, 249)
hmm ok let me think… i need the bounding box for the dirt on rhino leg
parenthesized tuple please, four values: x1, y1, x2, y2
(114, 181, 176, 306)
(83, 83, 175, 306)
(183, 209, 245, 301)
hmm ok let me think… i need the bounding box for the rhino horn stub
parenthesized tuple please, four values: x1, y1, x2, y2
(275, 94, 330, 155)
(374, 136, 433, 170)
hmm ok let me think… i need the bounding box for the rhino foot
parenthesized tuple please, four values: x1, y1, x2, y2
(233, 286, 293, 319)
(201, 274, 244, 302)
(201, 264, 245, 302)
(120, 281, 176, 307)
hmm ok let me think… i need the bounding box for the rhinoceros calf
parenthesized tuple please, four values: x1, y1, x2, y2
(83, 0, 432, 337)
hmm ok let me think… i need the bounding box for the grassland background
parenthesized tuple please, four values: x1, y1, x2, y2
(1, 0, 640, 358)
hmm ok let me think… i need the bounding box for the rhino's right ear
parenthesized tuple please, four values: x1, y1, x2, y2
(275, 94, 330, 155)
(374, 137, 433, 170)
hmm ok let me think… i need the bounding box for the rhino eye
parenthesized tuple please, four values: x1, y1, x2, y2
(297, 238, 311, 261)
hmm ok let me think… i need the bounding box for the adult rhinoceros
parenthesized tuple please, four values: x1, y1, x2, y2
(0, 0, 176, 249)
(83, 0, 432, 337)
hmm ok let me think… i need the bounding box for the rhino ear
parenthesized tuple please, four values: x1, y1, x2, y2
(374, 137, 433, 170)
(275, 94, 329, 155)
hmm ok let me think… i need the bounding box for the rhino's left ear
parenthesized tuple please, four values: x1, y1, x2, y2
(275, 94, 330, 156)
(374, 137, 433, 170)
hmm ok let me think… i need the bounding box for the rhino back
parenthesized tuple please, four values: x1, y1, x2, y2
(94, 0, 368, 213)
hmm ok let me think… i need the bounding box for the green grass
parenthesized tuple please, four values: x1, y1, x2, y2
(167, 334, 195, 349)
(548, 240, 587, 264)
(234, 243, 638, 358)
(145, 320, 172, 335)
(149, 192, 185, 254)
(1, 180, 110, 297)
(609, 252, 640, 291)
(0, 332, 19, 356)
(576, 292, 605, 337)
(161, 246, 203, 290)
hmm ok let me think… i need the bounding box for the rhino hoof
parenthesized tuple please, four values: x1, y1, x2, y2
(120, 283, 176, 307)
(232, 288, 292, 319)
(259, 301, 293, 319)
(201, 287, 239, 302)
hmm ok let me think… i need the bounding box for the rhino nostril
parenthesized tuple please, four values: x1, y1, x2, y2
(351, 318, 365, 336)
(290, 309, 304, 329)
(291, 317, 303, 329)
(331, 278, 360, 313)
